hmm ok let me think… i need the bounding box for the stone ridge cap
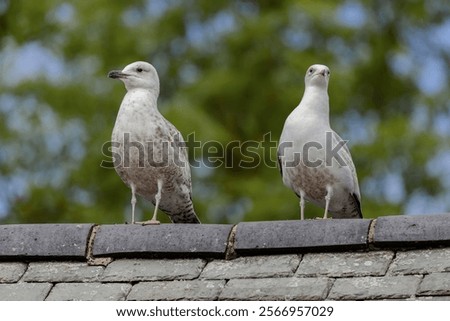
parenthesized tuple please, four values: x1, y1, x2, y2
(0, 213, 449, 261)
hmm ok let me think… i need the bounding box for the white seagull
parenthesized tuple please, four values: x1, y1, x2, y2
(278, 64, 362, 219)
(108, 61, 200, 224)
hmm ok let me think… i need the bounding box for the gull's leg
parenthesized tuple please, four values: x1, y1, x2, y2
(323, 185, 333, 219)
(130, 183, 137, 224)
(151, 179, 163, 222)
(299, 190, 305, 220)
(142, 179, 162, 225)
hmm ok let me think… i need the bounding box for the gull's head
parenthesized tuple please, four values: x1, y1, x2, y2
(108, 61, 160, 93)
(304, 64, 330, 89)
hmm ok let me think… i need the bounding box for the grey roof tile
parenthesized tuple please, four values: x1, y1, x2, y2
(328, 275, 422, 300)
(0, 283, 53, 300)
(200, 254, 300, 279)
(101, 258, 206, 282)
(235, 219, 371, 254)
(0, 224, 93, 259)
(388, 248, 450, 275)
(23, 262, 104, 282)
(220, 277, 332, 300)
(46, 283, 131, 301)
(93, 224, 233, 258)
(418, 273, 450, 296)
(0, 263, 28, 283)
(128, 280, 225, 301)
(296, 251, 394, 277)
(374, 214, 450, 247)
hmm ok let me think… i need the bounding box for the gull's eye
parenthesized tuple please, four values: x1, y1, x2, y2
(137, 67, 143, 72)
(327, 70, 330, 75)
(308, 68, 314, 74)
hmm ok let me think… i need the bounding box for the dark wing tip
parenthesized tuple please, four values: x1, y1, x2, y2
(352, 193, 363, 218)
(277, 150, 283, 177)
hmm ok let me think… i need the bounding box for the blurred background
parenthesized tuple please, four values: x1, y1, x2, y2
(0, 0, 449, 224)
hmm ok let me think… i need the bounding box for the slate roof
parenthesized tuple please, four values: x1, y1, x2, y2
(0, 214, 450, 300)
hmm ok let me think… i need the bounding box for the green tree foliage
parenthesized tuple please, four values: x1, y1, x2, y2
(0, 0, 449, 223)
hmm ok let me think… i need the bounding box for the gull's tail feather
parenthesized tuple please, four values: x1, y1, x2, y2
(170, 207, 201, 224)
(330, 193, 363, 219)
(161, 200, 200, 224)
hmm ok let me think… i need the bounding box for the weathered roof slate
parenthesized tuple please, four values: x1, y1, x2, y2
(0, 214, 450, 300)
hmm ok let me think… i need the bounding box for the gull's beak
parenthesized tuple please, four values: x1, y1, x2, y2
(319, 69, 327, 76)
(108, 70, 128, 79)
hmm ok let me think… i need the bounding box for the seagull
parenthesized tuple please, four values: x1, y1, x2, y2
(277, 64, 362, 219)
(108, 61, 200, 224)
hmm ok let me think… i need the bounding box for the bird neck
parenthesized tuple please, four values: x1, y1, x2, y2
(125, 88, 159, 109)
(300, 86, 330, 123)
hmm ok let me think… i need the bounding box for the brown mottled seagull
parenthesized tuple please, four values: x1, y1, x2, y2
(108, 61, 200, 224)
(278, 64, 362, 219)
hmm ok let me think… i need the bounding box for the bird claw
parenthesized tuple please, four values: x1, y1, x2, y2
(140, 220, 161, 226)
